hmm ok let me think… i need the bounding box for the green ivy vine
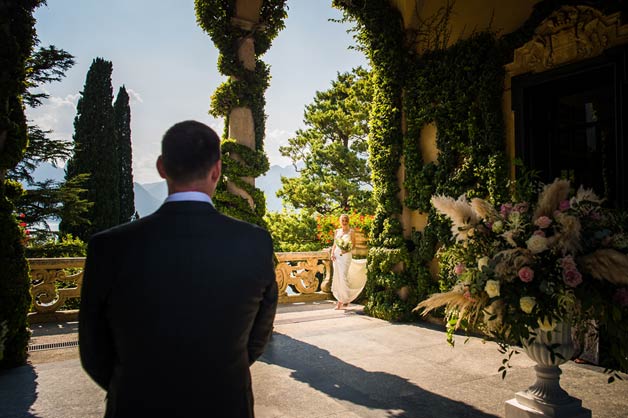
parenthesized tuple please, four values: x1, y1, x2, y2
(195, 0, 287, 226)
(337, 0, 566, 321)
(334, 0, 417, 321)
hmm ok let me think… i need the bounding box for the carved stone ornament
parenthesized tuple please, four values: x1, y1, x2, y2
(506, 6, 628, 77)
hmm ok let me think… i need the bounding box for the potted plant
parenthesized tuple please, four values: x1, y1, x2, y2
(416, 179, 628, 416)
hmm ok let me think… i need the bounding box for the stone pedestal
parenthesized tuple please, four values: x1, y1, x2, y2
(505, 388, 591, 418)
(505, 321, 592, 418)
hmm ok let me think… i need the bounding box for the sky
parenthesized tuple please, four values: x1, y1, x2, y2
(27, 0, 368, 184)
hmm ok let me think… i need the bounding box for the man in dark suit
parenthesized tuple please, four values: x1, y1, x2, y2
(79, 120, 278, 418)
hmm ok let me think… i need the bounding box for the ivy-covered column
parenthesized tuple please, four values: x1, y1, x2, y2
(335, 0, 414, 321)
(226, 1, 262, 209)
(195, 0, 287, 227)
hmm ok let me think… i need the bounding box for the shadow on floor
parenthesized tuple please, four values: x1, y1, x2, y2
(260, 332, 500, 418)
(0, 363, 38, 417)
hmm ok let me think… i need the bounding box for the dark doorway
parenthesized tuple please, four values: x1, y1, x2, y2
(512, 44, 628, 208)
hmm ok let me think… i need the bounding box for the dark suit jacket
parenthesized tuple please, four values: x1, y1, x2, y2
(79, 201, 278, 418)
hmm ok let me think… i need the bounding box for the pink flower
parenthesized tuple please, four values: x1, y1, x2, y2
(534, 216, 552, 229)
(463, 290, 476, 302)
(533, 230, 546, 237)
(560, 255, 577, 271)
(500, 203, 513, 217)
(518, 266, 534, 283)
(559, 200, 570, 211)
(454, 263, 466, 275)
(613, 288, 628, 307)
(513, 202, 529, 213)
(563, 269, 583, 287)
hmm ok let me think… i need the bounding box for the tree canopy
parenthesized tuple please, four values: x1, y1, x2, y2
(114, 85, 135, 224)
(277, 67, 374, 214)
(62, 58, 119, 241)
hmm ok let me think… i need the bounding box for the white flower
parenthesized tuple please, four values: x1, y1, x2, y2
(519, 296, 536, 314)
(526, 234, 548, 254)
(477, 256, 489, 270)
(484, 280, 501, 298)
(491, 220, 504, 233)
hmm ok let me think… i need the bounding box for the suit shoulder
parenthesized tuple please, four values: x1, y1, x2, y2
(218, 214, 272, 241)
(87, 213, 156, 243)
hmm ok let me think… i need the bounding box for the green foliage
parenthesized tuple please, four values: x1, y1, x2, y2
(0, 0, 43, 369)
(0, 196, 31, 369)
(62, 58, 119, 240)
(264, 210, 321, 252)
(24, 234, 86, 258)
(278, 67, 375, 214)
(14, 175, 91, 243)
(23, 44, 75, 108)
(334, 0, 409, 321)
(114, 86, 135, 224)
(195, 0, 287, 227)
(316, 211, 374, 247)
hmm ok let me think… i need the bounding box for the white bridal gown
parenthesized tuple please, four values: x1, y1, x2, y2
(331, 229, 368, 304)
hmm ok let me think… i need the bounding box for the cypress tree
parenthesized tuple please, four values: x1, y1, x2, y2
(113, 86, 134, 224)
(0, 0, 41, 369)
(61, 58, 119, 241)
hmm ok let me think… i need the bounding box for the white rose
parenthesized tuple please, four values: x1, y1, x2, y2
(519, 296, 536, 314)
(477, 256, 490, 271)
(526, 234, 548, 254)
(484, 280, 501, 298)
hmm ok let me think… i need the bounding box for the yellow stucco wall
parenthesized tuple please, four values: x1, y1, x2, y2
(393, 0, 541, 237)
(392, 0, 540, 41)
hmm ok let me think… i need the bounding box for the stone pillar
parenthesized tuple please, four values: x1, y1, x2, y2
(226, 0, 263, 210)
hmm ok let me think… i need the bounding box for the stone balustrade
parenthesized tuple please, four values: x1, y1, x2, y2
(26, 251, 334, 323)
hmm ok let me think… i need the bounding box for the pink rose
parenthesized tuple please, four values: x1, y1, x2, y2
(563, 269, 583, 287)
(613, 288, 628, 307)
(518, 266, 534, 283)
(500, 203, 513, 217)
(534, 216, 552, 229)
(560, 255, 577, 271)
(513, 202, 529, 213)
(559, 200, 570, 211)
(533, 230, 546, 237)
(454, 263, 466, 275)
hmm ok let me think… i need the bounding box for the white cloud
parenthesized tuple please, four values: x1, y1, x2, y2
(264, 128, 293, 167)
(126, 88, 143, 104)
(25, 92, 79, 143)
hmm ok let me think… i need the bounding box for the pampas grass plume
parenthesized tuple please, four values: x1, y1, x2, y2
(533, 179, 570, 220)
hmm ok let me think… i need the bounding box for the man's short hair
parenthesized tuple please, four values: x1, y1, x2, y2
(161, 120, 221, 184)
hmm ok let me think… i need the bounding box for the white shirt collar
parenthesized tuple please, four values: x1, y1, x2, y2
(165, 191, 213, 206)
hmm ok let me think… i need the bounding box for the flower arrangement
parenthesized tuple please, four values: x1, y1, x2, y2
(415, 179, 628, 379)
(335, 235, 353, 253)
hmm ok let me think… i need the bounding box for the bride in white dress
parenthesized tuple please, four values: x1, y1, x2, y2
(331, 214, 367, 310)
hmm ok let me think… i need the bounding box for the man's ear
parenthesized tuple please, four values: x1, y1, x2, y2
(210, 160, 222, 183)
(156, 156, 167, 179)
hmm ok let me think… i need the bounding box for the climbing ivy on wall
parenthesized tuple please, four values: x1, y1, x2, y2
(195, 0, 287, 226)
(336, 0, 628, 322)
(404, 32, 511, 293)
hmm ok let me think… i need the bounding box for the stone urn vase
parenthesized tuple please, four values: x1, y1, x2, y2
(505, 321, 591, 417)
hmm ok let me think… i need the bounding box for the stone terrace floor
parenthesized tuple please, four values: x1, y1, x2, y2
(1, 302, 627, 418)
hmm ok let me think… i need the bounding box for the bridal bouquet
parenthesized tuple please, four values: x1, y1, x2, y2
(415, 179, 628, 376)
(336, 235, 353, 252)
